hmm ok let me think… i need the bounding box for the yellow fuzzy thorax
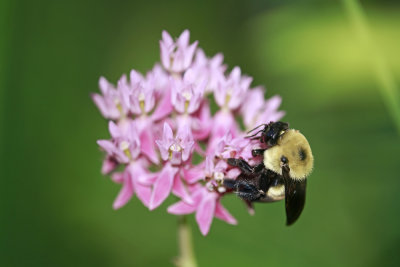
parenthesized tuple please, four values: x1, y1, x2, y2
(263, 129, 313, 180)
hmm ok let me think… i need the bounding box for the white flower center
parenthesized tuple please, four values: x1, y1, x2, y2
(169, 143, 182, 152)
(119, 141, 132, 159)
(213, 172, 224, 182)
(217, 187, 226, 193)
(138, 92, 145, 101)
(206, 182, 214, 192)
(182, 91, 192, 101)
(119, 141, 129, 151)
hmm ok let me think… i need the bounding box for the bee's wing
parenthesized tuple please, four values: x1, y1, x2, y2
(283, 167, 307, 225)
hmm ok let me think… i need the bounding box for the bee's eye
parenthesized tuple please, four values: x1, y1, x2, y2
(281, 156, 288, 164)
(299, 148, 306, 161)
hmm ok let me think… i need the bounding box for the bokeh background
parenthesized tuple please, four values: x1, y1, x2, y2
(2, 0, 400, 266)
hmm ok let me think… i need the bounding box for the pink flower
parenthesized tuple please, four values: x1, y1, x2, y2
(112, 161, 152, 209)
(168, 185, 237, 235)
(118, 70, 156, 116)
(156, 123, 194, 166)
(91, 77, 123, 120)
(96, 121, 153, 209)
(148, 123, 195, 210)
(146, 64, 169, 96)
(171, 69, 206, 114)
(97, 121, 141, 165)
(160, 30, 198, 73)
(214, 67, 252, 110)
(191, 49, 226, 93)
(217, 132, 251, 160)
(241, 88, 285, 130)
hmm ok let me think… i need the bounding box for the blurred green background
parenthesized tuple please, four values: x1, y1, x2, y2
(2, 0, 400, 266)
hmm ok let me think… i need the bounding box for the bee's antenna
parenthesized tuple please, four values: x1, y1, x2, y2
(246, 124, 266, 134)
(245, 124, 267, 139)
(246, 130, 264, 139)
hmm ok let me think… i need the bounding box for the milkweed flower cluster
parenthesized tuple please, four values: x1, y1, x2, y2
(92, 30, 285, 235)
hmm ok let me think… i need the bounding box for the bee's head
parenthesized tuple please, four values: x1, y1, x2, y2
(263, 129, 313, 180)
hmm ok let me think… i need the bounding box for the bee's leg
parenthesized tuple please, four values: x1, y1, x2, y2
(227, 158, 264, 174)
(235, 180, 265, 201)
(252, 149, 265, 157)
(223, 179, 237, 191)
(227, 158, 253, 173)
(244, 199, 255, 215)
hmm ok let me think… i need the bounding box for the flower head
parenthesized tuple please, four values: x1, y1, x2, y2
(93, 30, 285, 235)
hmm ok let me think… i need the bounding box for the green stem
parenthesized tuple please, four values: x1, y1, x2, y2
(175, 216, 197, 267)
(342, 0, 400, 134)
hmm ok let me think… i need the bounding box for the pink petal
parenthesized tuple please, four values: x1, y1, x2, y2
(151, 88, 173, 121)
(230, 66, 241, 80)
(140, 128, 159, 164)
(108, 121, 121, 139)
(212, 111, 237, 139)
(162, 122, 174, 143)
(183, 166, 205, 184)
(138, 172, 158, 186)
(97, 140, 129, 163)
(133, 180, 152, 208)
(99, 76, 110, 94)
(184, 41, 198, 69)
(156, 140, 169, 161)
(204, 156, 214, 177)
(101, 157, 117, 174)
(178, 29, 190, 47)
(130, 69, 143, 86)
(170, 150, 182, 165)
(191, 102, 212, 140)
(226, 168, 241, 179)
(265, 95, 282, 111)
(215, 202, 237, 225)
(160, 41, 170, 70)
(181, 141, 194, 162)
(177, 125, 194, 161)
(91, 93, 109, 118)
(162, 30, 174, 46)
(167, 201, 197, 215)
(194, 48, 207, 66)
(97, 140, 116, 154)
(172, 177, 193, 204)
(117, 75, 130, 113)
(214, 159, 228, 172)
(241, 88, 264, 127)
(149, 164, 177, 210)
(113, 173, 133, 209)
(128, 163, 152, 207)
(111, 172, 124, 184)
(241, 76, 253, 89)
(196, 191, 217, 236)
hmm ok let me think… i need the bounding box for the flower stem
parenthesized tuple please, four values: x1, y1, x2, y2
(342, 0, 400, 134)
(175, 216, 197, 267)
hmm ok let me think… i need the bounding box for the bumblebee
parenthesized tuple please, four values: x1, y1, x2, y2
(224, 121, 314, 225)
